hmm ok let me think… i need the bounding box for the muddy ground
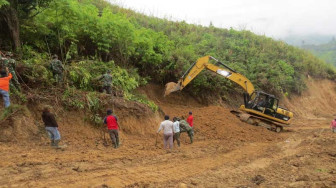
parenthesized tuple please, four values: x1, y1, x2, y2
(0, 80, 336, 187)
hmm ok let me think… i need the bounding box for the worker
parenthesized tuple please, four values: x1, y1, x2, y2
(4, 52, 20, 91)
(42, 105, 62, 148)
(173, 117, 181, 147)
(330, 118, 336, 133)
(187, 111, 194, 135)
(157, 115, 174, 150)
(50, 54, 64, 84)
(179, 117, 194, 144)
(0, 67, 12, 108)
(99, 70, 112, 94)
(103, 109, 120, 148)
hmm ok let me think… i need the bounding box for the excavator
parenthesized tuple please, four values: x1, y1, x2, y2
(164, 56, 293, 132)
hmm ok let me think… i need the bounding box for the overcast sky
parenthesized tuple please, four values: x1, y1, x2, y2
(109, 0, 336, 39)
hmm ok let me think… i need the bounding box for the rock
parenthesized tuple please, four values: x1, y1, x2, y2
(72, 166, 82, 172)
(178, 183, 188, 188)
(190, 179, 198, 186)
(251, 175, 265, 185)
(296, 175, 309, 181)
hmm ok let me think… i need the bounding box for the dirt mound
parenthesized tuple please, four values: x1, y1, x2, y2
(0, 106, 40, 142)
(141, 84, 281, 144)
(284, 79, 336, 119)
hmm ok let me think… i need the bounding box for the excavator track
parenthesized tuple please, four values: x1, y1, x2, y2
(230, 110, 287, 133)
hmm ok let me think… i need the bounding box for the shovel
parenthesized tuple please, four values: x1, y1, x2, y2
(155, 133, 159, 147)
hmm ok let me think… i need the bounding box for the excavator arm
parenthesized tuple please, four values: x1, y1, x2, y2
(165, 56, 255, 96)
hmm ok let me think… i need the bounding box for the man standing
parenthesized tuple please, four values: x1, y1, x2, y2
(99, 70, 112, 94)
(157, 115, 174, 150)
(4, 52, 20, 91)
(0, 67, 12, 108)
(104, 109, 120, 148)
(179, 117, 194, 144)
(187, 111, 194, 136)
(42, 106, 62, 148)
(50, 54, 64, 84)
(173, 117, 181, 147)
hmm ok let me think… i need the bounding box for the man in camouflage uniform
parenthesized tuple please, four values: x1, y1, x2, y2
(50, 54, 64, 84)
(178, 117, 194, 144)
(4, 52, 20, 91)
(99, 70, 112, 94)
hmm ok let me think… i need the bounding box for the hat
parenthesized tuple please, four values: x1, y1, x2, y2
(52, 54, 58, 59)
(107, 69, 111, 73)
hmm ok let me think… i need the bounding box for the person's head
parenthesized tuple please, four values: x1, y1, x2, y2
(0, 70, 6, 77)
(107, 109, 113, 115)
(52, 54, 58, 59)
(106, 69, 111, 74)
(189, 111, 192, 115)
(43, 105, 51, 113)
(181, 116, 185, 120)
(164, 115, 169, 120)
(173, 117, 177, 122)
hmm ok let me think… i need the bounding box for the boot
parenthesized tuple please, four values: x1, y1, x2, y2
(190, 136, 193, 144)
(53, 140, 64, 149)
(50, 140, 56, 147)
(53, 140, 59, 148)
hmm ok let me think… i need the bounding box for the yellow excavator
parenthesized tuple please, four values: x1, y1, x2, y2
(164, 56, 293, 132)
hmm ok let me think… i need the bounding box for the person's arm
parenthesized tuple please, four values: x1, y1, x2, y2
(5, 67, 12, 80)
(103, 117, 107, 124)
(157, 123, 163, 133)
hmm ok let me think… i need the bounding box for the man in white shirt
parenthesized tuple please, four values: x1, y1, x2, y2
(157, 115, 174, 150)
(173, 117, 181, 147)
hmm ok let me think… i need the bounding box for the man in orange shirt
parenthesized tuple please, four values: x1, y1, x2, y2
(0, 67, 12, 108)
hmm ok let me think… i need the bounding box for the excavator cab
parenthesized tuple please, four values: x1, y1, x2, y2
(245, 91, 279, 117)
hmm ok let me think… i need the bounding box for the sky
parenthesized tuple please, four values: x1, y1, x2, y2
(109, 0, 336, 39)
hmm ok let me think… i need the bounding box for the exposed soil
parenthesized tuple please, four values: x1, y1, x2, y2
(0, 79, 335, 187)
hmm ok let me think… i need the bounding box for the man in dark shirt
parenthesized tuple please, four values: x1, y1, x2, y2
(42, 106, 62, 148)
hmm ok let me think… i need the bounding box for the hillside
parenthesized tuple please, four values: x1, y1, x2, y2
(302, 38, 336, 66)
(1, 0, 336, 100)
(1, 0, 336, 187)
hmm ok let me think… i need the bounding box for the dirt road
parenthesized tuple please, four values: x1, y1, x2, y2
(0, 110, 335, 187)
(1, 81, 336, 187)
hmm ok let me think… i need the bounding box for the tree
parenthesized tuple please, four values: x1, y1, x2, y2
(0, 0, 52, 51)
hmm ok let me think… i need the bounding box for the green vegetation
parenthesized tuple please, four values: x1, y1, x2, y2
(302, 38, 336, 67)
(1, 0, 336, 102)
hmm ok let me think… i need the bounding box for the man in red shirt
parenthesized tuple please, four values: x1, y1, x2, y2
(330, 118, 336, 133)
(104, 109, 120, 148)
(0, 67, 12, 108)
(187, 111, 194, 143)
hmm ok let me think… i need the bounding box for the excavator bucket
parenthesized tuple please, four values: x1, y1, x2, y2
(164, 81, 181, 97)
